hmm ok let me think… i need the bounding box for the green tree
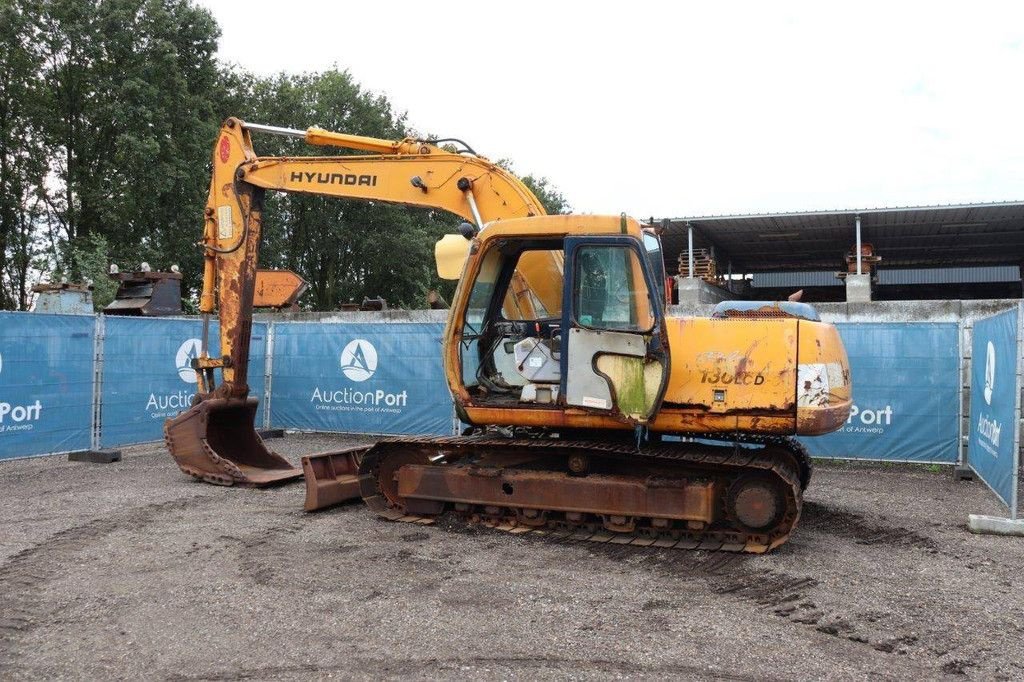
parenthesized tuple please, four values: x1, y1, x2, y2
(49, 233, 118, 310)
(34, 0, 220, 295)
(521, 174, 571, 215)
(0, 0, 47, 309)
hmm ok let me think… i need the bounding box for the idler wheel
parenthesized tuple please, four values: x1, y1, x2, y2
(376, 449, 434, 509)
(727, 476, 785, 531)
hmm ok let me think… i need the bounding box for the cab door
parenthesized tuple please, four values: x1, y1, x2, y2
(560, 236, 671, 423)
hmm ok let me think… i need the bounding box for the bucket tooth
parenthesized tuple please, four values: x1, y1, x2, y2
(163, 397, 300, 486)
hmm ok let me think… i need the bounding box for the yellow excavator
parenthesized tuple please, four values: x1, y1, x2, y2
(165, 118, 852, 553)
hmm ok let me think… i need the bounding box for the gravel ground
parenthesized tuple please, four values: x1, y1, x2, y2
(1, 433, 1023, 681)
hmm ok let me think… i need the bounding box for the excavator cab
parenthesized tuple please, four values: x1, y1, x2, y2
(451, 218, 670, 426)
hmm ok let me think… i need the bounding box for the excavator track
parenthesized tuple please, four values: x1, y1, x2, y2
(357, 434, 811, 554)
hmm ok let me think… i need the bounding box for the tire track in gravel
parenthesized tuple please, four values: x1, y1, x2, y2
(165, 655, 770, 681)
(219, 519, 307, 587)
(706, 504, 982, 674)
(0, 495, 215, 668)
(650, 555, 943, 669)
(787, 504, 990, 671)
(437, 515, 960, 674)
(801, 501, 940, 552)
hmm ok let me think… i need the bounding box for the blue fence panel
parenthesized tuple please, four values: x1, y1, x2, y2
(0, 315, 970, 462)
(270, 322, 453, 436)
(0, 312, 94, 459)
(100, 317, 267, 447)
(968, 307, 1019, 511)
(801, 322, 961, 462)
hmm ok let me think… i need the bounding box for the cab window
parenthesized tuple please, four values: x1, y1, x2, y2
(502, 248, 564, 321)
(460, 243, 565, 389)
(463, 247, 502, 334)
(460, 247, 503, 387)
(574, 245, 654, 332)
(642, 232, 666, 305)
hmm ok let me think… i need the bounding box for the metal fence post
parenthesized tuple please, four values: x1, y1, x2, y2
(958, 319, 965, 467)
(1013, 302, 1023, 519)
(855, 214, 863, 275)
(263, 322, 275, 430)
(91, 314, 105, 450)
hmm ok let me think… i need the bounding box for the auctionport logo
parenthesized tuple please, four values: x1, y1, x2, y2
(144, 338, 201, 419)
(976, 339, 1002, 454)
(984, 341, 995, 406)
(340, 339, 377, 382)
(311, 338, 406, 413)
(175, 339, 202, 384)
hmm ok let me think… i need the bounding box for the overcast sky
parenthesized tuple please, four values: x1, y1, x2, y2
(196, 0, 1024, 219)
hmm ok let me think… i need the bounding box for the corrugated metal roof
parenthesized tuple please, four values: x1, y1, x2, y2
(657, 200, 1024, 273)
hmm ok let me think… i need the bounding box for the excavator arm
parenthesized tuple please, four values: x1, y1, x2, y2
(165, 117, 550, 486)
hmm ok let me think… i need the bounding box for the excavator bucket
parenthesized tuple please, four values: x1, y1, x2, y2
(163, 397, 301, 486)
(300, 446, 370, 511)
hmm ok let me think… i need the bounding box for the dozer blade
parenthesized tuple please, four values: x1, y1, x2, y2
(163, 397, 301, 486)
(301, 446, 370, 512)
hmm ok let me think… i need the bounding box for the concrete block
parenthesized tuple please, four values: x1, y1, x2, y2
(953, 465, 974, 481)
(257, 428, 285, 440)
(845, 274, 872, 303)
(68, 449, 122, 464)
(968, 514, 1024, 536)
(676, 278, 734, 305)
(33, 288, 94, 315)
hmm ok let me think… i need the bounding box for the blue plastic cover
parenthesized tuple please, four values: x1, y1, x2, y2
(800, 322, 960, 463)
(968, 307, 1019, 512)
(100, 317, 267, 447)
(0, 312, 94, 459)
(270, 322, 453, 436)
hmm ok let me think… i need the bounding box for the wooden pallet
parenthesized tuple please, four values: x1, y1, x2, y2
(678, 249, 717, 281)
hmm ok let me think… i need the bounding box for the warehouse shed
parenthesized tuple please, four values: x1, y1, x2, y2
(657, 200, 1024, 303)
